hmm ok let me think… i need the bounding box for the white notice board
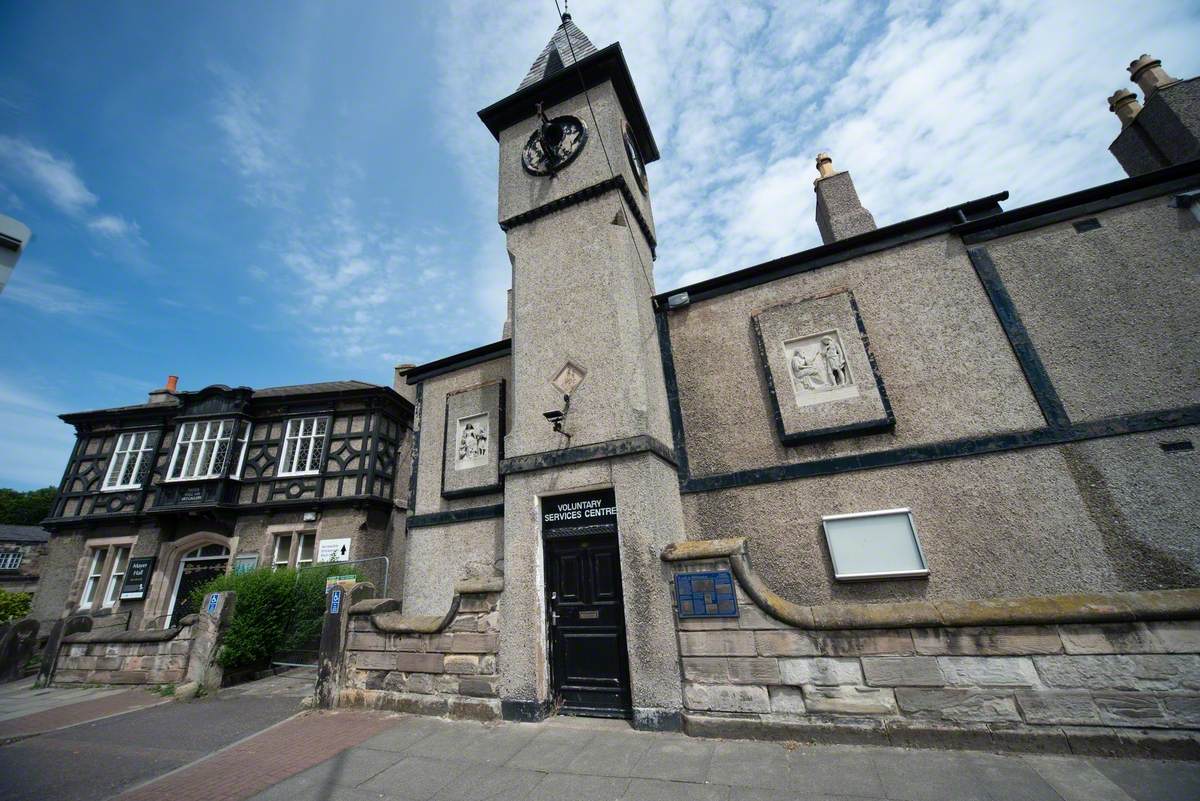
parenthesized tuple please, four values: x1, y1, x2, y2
(317, 538, 351, 563)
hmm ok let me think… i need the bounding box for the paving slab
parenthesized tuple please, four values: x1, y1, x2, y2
(707, 740, 789, 790)
(629, 735, 715, 782)
(786, 749, 885, 797)
(1090, 756, 1200, 801)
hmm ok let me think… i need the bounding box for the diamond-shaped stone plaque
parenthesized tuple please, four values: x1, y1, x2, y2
(552, 362, 586, 395)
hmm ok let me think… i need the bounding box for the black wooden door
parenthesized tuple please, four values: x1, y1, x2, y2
(170, 559, 228, 626)
(545, 532, 631, 717)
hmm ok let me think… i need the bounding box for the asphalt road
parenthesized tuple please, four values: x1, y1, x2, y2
(0, 693, 300, 801)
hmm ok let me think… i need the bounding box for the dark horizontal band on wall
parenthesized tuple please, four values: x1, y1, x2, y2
(955, 158, 1200, 244)
(499, 434, 676, 476)
(681, 405, 1200, 494)
(42, 494, 395, 531)
(498, 174, 657, 258)
(407, 503, 505, 529)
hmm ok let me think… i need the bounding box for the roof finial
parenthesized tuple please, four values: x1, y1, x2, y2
(562, 0, 570, 24)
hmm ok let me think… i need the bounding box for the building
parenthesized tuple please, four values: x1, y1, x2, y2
(381, 19, 1199, 738)
(33, 378, 412, 630)
(35, 17, 1200, 749)
(0, 524, 48, 596)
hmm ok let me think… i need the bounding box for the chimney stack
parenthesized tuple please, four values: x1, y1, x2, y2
(149, 374, 179, 404)
(393, 364, 417, 405)
(1108, 54, 1199, 177)
(813, 153, 877, 245)
(1128, 54, 1177, 99)
(1108, 89, 1142, 128)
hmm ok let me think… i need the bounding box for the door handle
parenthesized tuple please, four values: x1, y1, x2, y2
(551, 609, 559, 626)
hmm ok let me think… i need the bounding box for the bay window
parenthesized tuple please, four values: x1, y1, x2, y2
(167, 419, 235, 480)
(103, 431, 156, 490)
(278, 417, 328, 476)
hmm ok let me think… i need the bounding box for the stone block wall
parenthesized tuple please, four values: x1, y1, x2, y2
(339, 580, 502, 721)
(55, 622, 195, 685)
(665, 542, 1200, 756)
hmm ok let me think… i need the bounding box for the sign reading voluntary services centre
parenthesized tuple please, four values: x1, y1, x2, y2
(541, 488, 617, 532)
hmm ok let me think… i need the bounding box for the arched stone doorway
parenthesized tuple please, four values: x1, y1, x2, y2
(143, 532, 232, 628)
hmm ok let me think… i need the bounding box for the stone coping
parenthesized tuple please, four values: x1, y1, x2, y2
(63, 626, 185, 644)
(661, 537, 1200, 630)
(347, 575, 503, 634)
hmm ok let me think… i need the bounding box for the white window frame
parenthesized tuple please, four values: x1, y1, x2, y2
(232, 422, 252, 480)
(102, 431, 156, 491)
(295, 533, 316, 569)
(278, 416, 328, 477)
(102, 546, 130, 608)
(272, 533, 293, 570)
(80, 548, 106, 607)
(166, 419, 235, 481)
(0, 551, 22, 571)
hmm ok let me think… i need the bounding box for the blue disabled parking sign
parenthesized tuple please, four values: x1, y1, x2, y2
(207, 593, 219, 614)
(330, 588, 342, 614)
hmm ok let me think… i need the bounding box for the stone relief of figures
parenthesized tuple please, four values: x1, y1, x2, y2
(783, 330, 857, 407)
(455, 414, 489, 470)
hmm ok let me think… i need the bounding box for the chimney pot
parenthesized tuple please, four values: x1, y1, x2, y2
(1108, 88, 1142, 128)
(1128, 54, 1177, 98)
(166, 375, 179, 393)
(814, 152, 836, 184)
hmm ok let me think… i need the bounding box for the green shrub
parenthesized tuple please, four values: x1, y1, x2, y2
(189, 565, 361, 671)
(0, 588, 32, 622)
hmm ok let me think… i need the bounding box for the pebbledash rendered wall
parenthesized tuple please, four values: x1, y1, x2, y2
(401, 356, 511, 617)
(664, 187, 1200, 606)
(662, 540, 1200, 756)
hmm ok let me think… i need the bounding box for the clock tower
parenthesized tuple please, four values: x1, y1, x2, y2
(478, 14, 686, 728)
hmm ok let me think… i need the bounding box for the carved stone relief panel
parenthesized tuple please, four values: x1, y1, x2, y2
(454, 413, 490, 471)
(441, 380, 505, 499)
(751, 291, 893, 445)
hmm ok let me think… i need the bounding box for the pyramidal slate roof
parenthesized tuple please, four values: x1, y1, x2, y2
(517, 15, 598, 91)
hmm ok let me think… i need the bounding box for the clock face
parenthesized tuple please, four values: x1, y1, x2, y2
(622, 122, 648, 194)
(522, 115, 588, 176)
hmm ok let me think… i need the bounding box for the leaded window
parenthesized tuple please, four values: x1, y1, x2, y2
(0, 551, 21, 571)
(102, 431, 155, 490)
(167, 419, 235, 480)
(278, 417, 328, 476)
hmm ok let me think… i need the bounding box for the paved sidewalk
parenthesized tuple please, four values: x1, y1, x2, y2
(114, 709, 397, 801)
(0, 678, 167, 740)
(0, 692, 301, 801)
(239, 714, 1200, 801)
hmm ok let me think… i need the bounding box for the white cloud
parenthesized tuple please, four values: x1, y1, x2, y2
(1, 261, 113, 317)
(0, 135, 147, 253)
(0, 374, 76, 489)
(433, 0, 1200, 295)
(210, 68, 493, 369)
(0, 135, 97, 216)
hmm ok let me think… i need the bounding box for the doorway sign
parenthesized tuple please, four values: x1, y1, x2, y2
(317, 538, 351, 563)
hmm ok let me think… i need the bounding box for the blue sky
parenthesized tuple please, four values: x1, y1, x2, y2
(2, 0, 1199, 489)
